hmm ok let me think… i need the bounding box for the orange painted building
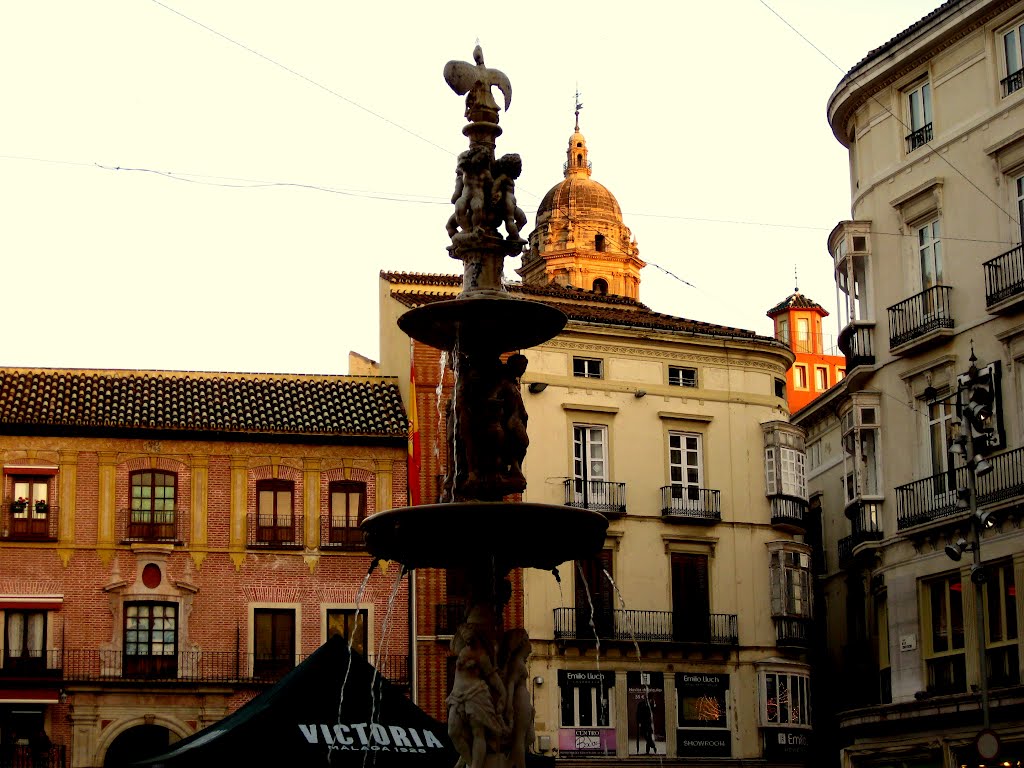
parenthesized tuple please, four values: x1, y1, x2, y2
(767, 289, 846, 412)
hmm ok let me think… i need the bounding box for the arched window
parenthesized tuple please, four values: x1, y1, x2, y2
(577, 153, 583, 166)
(593, 278, 608, 295)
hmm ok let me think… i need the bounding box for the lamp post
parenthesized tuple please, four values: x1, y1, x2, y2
(946, 349, 994, 731)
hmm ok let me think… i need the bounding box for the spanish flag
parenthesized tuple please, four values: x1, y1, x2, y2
(407, 340, 422, 506)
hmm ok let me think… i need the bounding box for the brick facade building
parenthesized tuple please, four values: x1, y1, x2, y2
(0, 367, 410, 768)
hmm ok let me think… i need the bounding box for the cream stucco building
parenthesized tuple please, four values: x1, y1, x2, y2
(793, 1, 1024, 766)
(381, 122, 820, 766)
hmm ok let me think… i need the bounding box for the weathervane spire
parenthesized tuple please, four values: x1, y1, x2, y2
(574, 85, 583, 132)
(794, 265, 799, 293)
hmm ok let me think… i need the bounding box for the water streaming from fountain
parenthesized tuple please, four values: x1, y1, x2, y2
(575, 562, 609, 756)
(434, 350, 448, 471)
(363, 566, 408, 768)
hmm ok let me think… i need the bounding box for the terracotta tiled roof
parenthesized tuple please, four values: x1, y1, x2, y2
(385, 273, 774, 343)
(845, 0, 963, 77)
(766, 292, 828, 317)
(380, 272, 462, 287)
(0, 368, 408, 438)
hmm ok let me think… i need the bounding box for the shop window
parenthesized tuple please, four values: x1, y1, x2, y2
(923, 572, 966, 694)
(761, 671, 811, 727)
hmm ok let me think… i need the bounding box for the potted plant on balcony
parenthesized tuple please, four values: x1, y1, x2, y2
(11, 496, 28, 515)
(34, 499, 48, 516)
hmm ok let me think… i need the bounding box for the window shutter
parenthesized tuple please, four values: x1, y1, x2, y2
(765, 447, 777, 495)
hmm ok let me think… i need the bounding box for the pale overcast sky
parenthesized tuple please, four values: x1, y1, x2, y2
(0, 1, 941, 374)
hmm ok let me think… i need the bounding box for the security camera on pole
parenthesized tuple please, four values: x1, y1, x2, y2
(945, 347, 995, 738)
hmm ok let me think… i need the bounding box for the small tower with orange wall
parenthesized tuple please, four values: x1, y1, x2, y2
(766, 278, 846, 412)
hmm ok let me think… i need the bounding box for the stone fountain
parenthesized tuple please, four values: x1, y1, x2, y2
(361, 47, 608, 768)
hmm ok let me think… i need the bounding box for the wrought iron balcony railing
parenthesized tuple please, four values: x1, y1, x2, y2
(247, 512, 304, 548)
(319, 514, 365, 550)
(552, 607, 737, 646)
(896, 446, 1024, 530)
(1002, 67, 1024, 97)
(660, 485, 720, 523)
(117, 507, 187, 544)
(563, 479, 626, 517)
(49, 648, 408, 686)
(0, 744, 66, 768)
(905, 122, 933, 152)
(887, 285, 953, 350)
(773, 616, 811, 648)
(770, 497, 807, 531)
(2, 501, 59, 542)
(0, 649, 63, 678)
(983, 243, 1024, 309)
(838, 323, 875, 370)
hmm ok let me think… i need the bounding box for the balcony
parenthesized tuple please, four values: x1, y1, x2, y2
(896, 446, 1024, 530)
(552, 607, 738, 646)
(434, 602, 468, 637)
(319, 515, 365, 550)
(0, 744, 67, 768)
(246, 513, 304, 549)
(887, 285, 954, 353)
(905, 122, 933, 153)
(773, 616, 811, 649)
(770, 497, 807, 533)
(984, 243, 1024, 313)
(838, 323, 875, 371)
(2, 502, 59, 542)
(1002, 67, 1024, 97)
(563, 479, 626, 518)
(56, 649, 408, 686)
(837, 502, 883, 568)
(117, 507, 187, 544)
(660, 485, 720, 524)
(0, 649, 62, 680)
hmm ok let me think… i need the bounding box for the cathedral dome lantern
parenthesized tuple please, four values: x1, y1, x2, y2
(518, 108, 644, 299)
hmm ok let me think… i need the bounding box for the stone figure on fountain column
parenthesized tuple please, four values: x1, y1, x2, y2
(444, 45, 512, 125)
(442, 353, 529, 501)
(498, 628, 536, 768)
(491, 154, 527, 243)
(448, 620, 508, 768)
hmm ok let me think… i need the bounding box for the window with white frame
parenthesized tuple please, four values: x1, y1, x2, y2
(560, 681, 612, 728)
(668, 366, 698, 388)
(918, 218, 943, 291)
(572, 425, 608, 506)
(764, 447, 806, 499)
(806, 440, 822, 471)
(1002, 22, 1024, 96)
(927, 394, 956, 488)
(1016, 174, 1024, 244)
(669, 431, 703, 501)
(793, 365, 808, 390)
(814, 366, 828, 391)
(836, 367, 846, 381)
(572, 357, 603, 379)
(769, 549, 811, 619)
(761, 671, 811, 727)
(840, 400, 881, 502)
(905, 79, 933, 152)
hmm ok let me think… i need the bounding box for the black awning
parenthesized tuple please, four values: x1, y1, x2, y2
(136, 636, 457, 768)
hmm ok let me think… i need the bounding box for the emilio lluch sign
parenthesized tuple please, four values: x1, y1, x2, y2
(675, 672, 731, 758)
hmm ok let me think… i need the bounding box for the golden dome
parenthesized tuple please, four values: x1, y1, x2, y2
(519, 118, 644, 299)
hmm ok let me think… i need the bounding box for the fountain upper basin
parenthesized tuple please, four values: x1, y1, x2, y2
(361, 501, 608, 572)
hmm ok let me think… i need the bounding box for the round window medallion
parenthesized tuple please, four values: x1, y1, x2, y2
(141, 563, 162, 589)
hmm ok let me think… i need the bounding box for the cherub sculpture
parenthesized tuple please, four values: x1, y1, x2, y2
(451, 147, 493, 236)
(448, 621, 508, 768)
(444, 45, 512, 123)
(498, 628, 536, 768)
(491, 154, 527, 242)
